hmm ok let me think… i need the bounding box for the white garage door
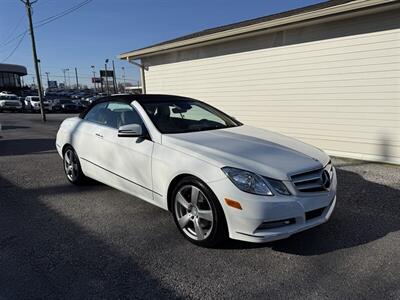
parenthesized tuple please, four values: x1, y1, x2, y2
(145, 28, 400, 164)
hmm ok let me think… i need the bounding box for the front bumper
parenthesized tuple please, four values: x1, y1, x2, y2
(208, 167, 337, 243)
(0, 105, 22, 111)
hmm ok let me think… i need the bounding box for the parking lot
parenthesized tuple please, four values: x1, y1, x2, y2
(0, 113, 399, 299)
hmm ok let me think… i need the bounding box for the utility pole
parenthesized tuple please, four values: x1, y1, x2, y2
(104, 59, 110, 95)
(21, 0, 46, 121)
(112, 60, 117, 94)
(74, 67, 79, 90)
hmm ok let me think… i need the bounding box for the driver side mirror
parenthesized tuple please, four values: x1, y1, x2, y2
(118, 123, 143, 137)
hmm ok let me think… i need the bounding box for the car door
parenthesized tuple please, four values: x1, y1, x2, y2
(74, 101, 109, 180)
(93, 101, 154, 202)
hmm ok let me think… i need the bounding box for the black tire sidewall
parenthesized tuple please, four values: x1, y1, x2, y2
(63, 146, 85, 185)
(171, 176, 228, 247)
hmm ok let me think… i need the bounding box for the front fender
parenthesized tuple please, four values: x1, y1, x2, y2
(151, 143, 225, 208)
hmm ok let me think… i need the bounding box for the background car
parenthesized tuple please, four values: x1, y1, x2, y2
(80, 95, 101, 108)
(0, 92, 23, 112)
(25, 96, 52, 112)
(59, 99, 82, 112)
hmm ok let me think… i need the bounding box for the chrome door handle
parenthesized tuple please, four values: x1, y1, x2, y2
(95, 133, 103, 138)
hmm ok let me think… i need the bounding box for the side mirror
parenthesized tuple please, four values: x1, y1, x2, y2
(118, 123, 143, 137)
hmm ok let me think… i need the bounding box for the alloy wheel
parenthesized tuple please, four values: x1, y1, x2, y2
(174, 185, 214, 241)
(64, 149, 78, 182)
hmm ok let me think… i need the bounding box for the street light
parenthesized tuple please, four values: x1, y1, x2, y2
(45, 72, 50, 88)
(62, 68, 69, 89)
(104, 59, 110, 95)
(91, 65, 96, 93)
(66, 69, 71, 89)
(121, 66, 126, 92)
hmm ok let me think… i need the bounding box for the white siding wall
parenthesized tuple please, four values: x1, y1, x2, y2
(144, 27, 400, 164)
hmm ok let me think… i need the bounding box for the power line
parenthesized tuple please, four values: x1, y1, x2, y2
(1, 31, 27, 62)
(35, 0, 92, 27)
(1, 14, 25, 47)
(0, 0, 93, 48)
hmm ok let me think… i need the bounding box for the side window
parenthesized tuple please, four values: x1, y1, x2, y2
(107, 102, 144, 128)
(84, 102, 108, 123)
(85, 101, 144, 130)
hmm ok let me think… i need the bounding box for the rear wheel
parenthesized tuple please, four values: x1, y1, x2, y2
(172, 176, 228, 247)
(63, 146, 86, 185)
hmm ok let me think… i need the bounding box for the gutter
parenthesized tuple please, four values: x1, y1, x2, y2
(119, 0, 399, 60)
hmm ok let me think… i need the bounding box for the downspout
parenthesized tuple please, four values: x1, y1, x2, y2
(127, 58, 148, 94)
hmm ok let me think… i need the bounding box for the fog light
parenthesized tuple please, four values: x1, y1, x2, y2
(258, 218, 295, 230)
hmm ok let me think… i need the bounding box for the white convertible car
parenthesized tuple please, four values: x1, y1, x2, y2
(56, 94, 336, 247)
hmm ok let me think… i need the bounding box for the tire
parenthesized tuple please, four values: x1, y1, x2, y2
(63, 146, 87, 185)
(172, 176, 228, 247)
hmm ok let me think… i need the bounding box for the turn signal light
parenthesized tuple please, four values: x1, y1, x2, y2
(225, 198, 242, 210)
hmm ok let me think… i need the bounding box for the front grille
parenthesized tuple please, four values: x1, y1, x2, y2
(291, 161, 333, 193)
(305, 207, 325, 220)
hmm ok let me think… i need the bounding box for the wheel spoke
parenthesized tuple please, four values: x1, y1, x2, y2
(197, 209, 213, 222)
(71, 166, 76, 178)
(191, 186, 199, 206)
(65, 151, 71, 164)
(176, 192, 190, 209)
(178, 213, 191, 228)
(194, 219, 205, 239)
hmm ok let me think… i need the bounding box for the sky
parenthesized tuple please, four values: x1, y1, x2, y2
(0, 0, 325, 87)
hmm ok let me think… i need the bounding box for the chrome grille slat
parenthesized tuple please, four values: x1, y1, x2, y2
(292, 176, 321, 184)
(291, 161, 332, 193)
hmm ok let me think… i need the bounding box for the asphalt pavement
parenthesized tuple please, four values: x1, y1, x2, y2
(0, 113, 399, 299)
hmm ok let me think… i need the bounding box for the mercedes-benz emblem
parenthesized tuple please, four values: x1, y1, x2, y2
(321, 170, 331, 189)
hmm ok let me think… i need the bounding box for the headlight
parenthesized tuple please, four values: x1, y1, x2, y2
(0, 101, 5, 107)
(265, 178, 291, 195)
(222, 167, 273, 196)
(222, 167, 291, 196)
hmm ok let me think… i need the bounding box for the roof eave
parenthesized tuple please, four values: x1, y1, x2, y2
(119, 0, 398, 60)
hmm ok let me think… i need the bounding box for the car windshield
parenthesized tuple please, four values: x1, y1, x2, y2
(140, 98, 241, 134)
(0, 95, 18, 100)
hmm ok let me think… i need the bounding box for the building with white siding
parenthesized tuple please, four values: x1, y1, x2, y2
(119, 0, 400, 164)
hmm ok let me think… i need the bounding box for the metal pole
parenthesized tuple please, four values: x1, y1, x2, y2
(104, 60, 110, 95)
(22, 0, 46, 121)
(74, 67, 79, 90)
(112, 60, 117, 94)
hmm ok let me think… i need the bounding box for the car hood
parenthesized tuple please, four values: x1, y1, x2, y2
(162, 125, 330, 180)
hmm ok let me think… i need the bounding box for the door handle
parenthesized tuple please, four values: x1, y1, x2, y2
(95, 133, 103, 138)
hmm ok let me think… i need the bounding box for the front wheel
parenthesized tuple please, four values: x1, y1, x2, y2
(63, 146, 86, 185)
(172, 177, 228, 247)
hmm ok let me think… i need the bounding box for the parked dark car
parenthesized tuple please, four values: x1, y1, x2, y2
(59, 99, 82, 113)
